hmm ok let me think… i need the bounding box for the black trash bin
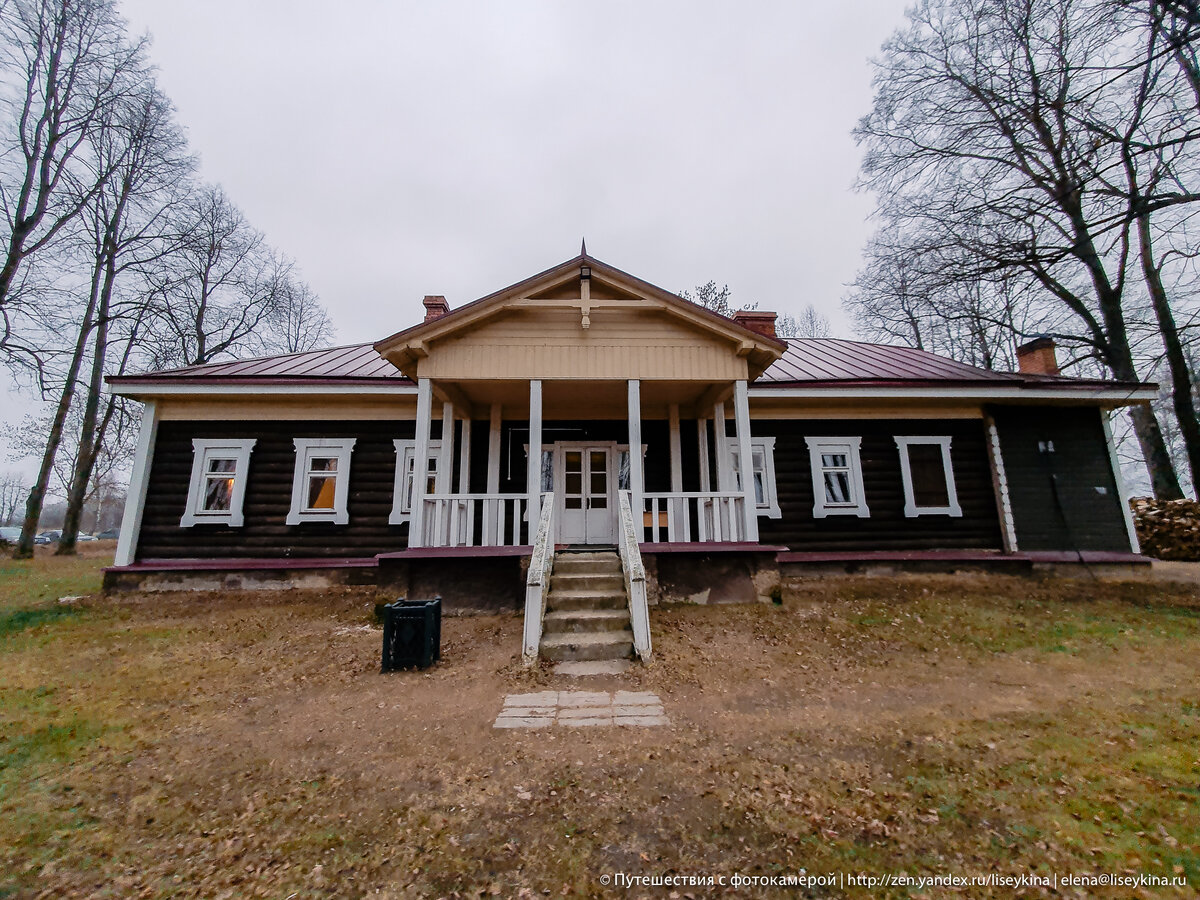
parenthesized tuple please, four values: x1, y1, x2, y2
(381, 596, 442, 672)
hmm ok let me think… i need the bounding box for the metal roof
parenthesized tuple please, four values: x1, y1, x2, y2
(759, 338, 1020, 384)
(110, 343, 406, 384)
(109, 337, 1138, 392)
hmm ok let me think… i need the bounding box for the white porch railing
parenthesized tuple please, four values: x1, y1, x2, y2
(640, 492, 747, 543)
(420, 493, 528, 547)
(618, 490, 652, 661)
(522, 492, 555, 664)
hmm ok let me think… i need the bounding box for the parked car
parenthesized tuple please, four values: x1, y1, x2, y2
(77, 533, 97, 542)
(96, 528, 120, 540)
(0, 526, 21, 543)
(36, 530, 61, 543)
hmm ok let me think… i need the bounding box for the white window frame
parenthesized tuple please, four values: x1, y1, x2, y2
(894, 435, 963, 518)
(805, 436, 869, 519)
(286, 438, 356, 525)
(389, 439, 442, 525)
(180, 438, 256, 527)
(725, 436, 781, 518)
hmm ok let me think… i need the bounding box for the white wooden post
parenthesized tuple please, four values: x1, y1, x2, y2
(485, 403, 502, 545)
(628, 379, 644, 536)
(437, 401, 454, 494)
(410, 378, 433, 548)
(527, 380, 542, 540)
(486, 403, 502, 493)
(114, 400, 159, 567)
(697, 417, 711, 492)
(713, 401, 732, 491)
(458, 417, 472, 491)
(733, 379, 759, 542)
(1102, 410, 1141, 553)
(668, 404, 682, 492)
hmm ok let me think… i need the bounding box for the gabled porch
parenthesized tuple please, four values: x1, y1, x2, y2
(403, 376, 766, 551)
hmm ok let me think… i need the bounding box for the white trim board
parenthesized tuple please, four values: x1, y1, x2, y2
(749, 385, 1156, 403)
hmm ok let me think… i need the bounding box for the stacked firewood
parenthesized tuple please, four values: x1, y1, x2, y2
(1131, 498, 1200, 560)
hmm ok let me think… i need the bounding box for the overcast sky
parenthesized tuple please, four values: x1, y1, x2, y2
(115, 0, 911, 343)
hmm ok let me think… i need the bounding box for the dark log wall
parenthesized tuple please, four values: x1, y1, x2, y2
(139, 414, 1022, 560)
(139, 420, 417, 560)
(990, 406, 1130, 552)
(750, 418, 1004, 552)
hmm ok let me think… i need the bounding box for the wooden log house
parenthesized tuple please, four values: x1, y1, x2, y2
(105, 252, 1152, 655)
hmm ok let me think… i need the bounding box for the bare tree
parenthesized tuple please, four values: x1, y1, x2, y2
(679, 281, 735, 316)
(779, 304, 832, 339)
(852, 0, 1197, 498)
(0, 471, 26, 525)
(256, 254, 334, 354)
(55, 82, 191, 554)
(0, 0, 143, 358)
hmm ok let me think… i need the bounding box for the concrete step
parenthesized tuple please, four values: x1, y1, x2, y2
(550, 572, 624, 593)
(540, 630, 635, 662)
(553, 553, 622, 576)
(546, 590, 628, 611)
(542, 608, 631, 634)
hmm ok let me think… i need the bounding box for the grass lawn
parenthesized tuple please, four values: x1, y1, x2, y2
(1, 550, 1198, 898)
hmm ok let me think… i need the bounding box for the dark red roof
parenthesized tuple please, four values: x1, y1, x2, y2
(109, 343, 405, 384)
(109, 337, 1140, 392)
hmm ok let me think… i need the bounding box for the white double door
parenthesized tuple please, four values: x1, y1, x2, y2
(554, 442, 617, 545)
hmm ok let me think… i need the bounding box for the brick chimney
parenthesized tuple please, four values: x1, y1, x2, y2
(731, 309, 777, 339)
(422, 295, 449, 322)
(1016, 336, 1059, 375)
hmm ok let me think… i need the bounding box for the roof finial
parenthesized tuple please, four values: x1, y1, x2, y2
(580, 236, 587, 257)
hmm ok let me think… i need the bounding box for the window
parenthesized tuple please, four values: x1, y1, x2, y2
(181, 439, 256, 527)
(389, 439, 441, 524)
(286, 438, 356, 525)
(805, 436, 869, 518)
(726, 437, 781, 518)
(895, 436, 962, 517)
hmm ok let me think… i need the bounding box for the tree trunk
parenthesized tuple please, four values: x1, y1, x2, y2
(12, 269, 102, 558)
(1137, 212, 1200, 494)
(58, 232, 119, 554)
(1065, 203, 1184, 499)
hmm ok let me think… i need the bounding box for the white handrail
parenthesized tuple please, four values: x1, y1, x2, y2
(618, 490, 652, 661)
(640, 491, 746, 543)
(421, 492, 527, 547)
(521, 492, 555, 664)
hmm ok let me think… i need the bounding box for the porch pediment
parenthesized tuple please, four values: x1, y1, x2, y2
(373, 253, 786, 382)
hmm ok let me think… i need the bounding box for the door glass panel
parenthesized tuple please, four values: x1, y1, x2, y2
(590, 451, 608, 508)
(565, 451, 582, 509)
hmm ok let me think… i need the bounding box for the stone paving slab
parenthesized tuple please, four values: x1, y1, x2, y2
(553, 660, 631, 677)
(493, 690, 668, 729)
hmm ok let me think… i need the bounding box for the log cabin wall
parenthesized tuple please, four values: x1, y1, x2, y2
(750, 418, 1004, 552)
(138, 420, 417, 560)
(989, 406, 1130, 552)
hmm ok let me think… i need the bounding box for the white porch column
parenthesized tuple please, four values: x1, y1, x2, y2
(113, 400, 159, 567)
(457, 418, 472, 492)
(733, 379, 759, 542)
(627, 379, 644, 529)
(697, 417, 711, 491)
(713, 401, 732, 491)
(668, 404, 683, 492)
(486, 403, 502, 494)
(437, 401, 454, 494)
(410, 378, 433, 547)
(527, 380, 542, 539)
